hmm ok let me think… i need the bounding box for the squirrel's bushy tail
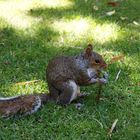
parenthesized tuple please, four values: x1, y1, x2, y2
(0, 93, 51, 118)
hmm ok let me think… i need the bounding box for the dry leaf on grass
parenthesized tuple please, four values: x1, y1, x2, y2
(107, 2, 119, 7)
(93, 5, 99, 11)
(106, 10, 116, 16)
(120, 16, 127, 20)
(133, 21, 139, 26)
(15, 80, 40, 86)
(110, 55, 124, 64)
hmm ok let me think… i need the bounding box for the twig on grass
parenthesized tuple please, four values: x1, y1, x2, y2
(115, 70, 121, 81)
(108, 119, 118, 138)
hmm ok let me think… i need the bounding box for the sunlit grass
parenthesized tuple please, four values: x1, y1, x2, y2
(0, 0, 73, 29)
(52, 17, 120, 44)
(0, 0, 34, 28)
(40, 0, 74, 8)
(92, 23, 119, 44)
(53, 18, 90, 35)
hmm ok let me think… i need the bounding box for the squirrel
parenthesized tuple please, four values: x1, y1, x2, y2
(0, 44, 108, 118)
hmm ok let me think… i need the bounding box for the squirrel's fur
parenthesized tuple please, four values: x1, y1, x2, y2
(0, 44, 108, 118)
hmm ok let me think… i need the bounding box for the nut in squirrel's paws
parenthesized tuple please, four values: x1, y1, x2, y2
(75, 103, 84, 110)
(103, 72, 109, 79)
(99, 71, 109, 84)
(99, 78, 108, 84)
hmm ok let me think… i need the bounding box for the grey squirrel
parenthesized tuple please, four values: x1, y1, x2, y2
(0, 44, 108, 118)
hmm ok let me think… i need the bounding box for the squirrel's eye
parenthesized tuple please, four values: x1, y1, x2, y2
(95, 59, 100, 64)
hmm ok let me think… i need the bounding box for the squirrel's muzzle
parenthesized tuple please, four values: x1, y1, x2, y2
(100, 62, 108, 69)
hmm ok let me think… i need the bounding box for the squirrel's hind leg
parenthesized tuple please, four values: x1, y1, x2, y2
(56, 80, 79, 105)
(48, 83, 60, 101)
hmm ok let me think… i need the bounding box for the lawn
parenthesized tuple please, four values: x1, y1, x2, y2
(0, 0, 140, 139)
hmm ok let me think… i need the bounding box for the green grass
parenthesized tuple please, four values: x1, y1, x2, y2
(0, 0, 140, 139)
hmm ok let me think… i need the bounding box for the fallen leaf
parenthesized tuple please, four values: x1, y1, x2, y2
(107, 2, 119, 7)
(93, 5, 99, 11)
(120, 16, 127, 20)
(15, 80, 40, 86)
(110, 55, 124, 63)
(108, 119, 118, 138)
(133, 21, 139, 26)
(106, 10, 116, 16)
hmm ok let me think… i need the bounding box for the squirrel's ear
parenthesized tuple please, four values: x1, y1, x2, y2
(84, 44, 93, 57)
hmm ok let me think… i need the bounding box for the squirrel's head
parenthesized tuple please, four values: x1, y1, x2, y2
(83, 44, 107, 71)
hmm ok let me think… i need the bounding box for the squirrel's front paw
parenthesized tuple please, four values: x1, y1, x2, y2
(103, 72, 109, 79)
(75, 103, 84, 110)
(99, 78, 108, 84)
